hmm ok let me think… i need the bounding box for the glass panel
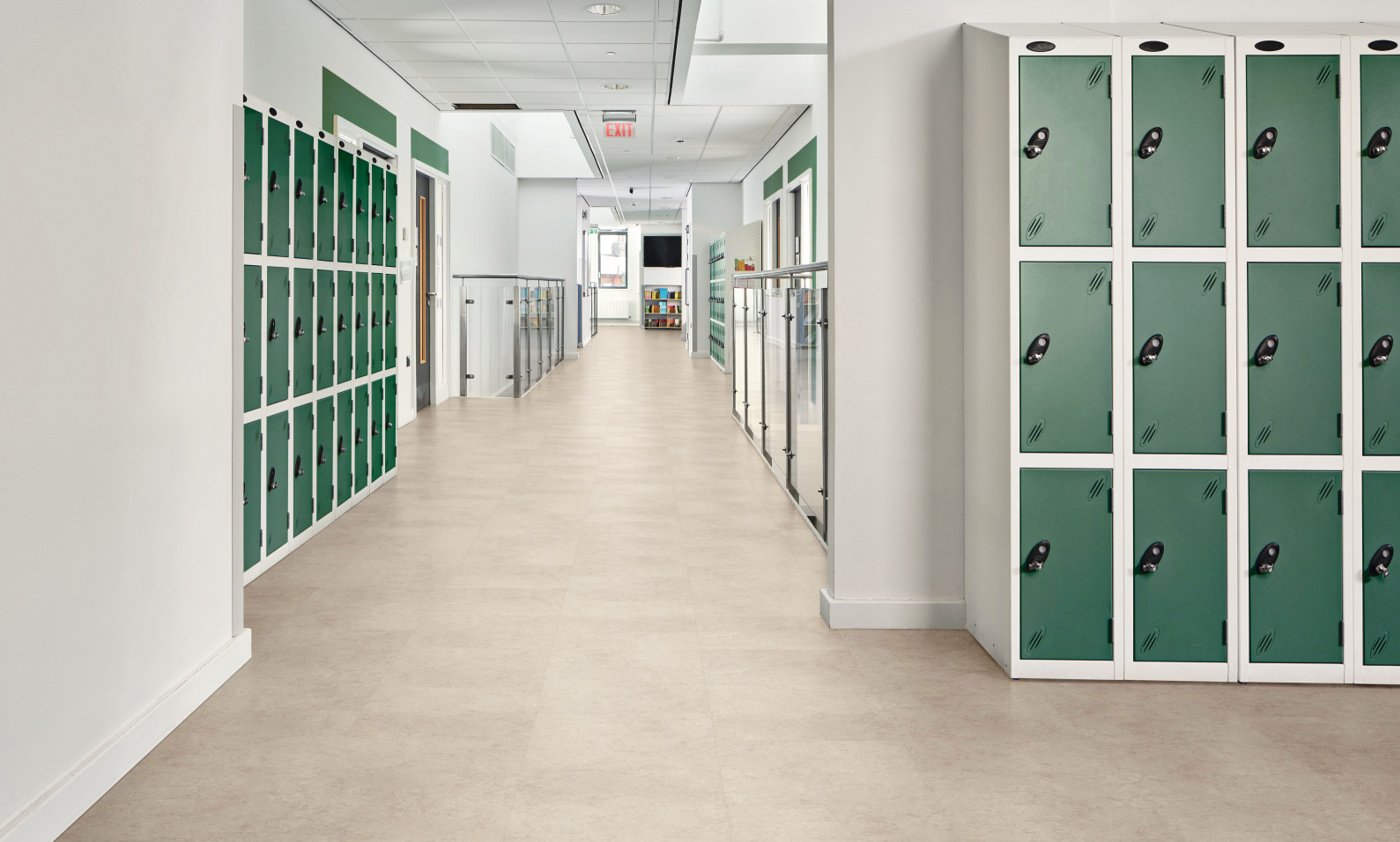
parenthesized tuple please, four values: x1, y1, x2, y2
(763, 286, 789, 466)
(789, 276, 825, 534)
(517, 280, 532, 392)
(744, 286, 763, 441)
(462, 280, 517, 398)
(598, 231, 628, 288)
(732, 283, 747, 420)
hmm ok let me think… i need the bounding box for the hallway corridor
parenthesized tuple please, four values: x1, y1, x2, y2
(65, 328, 1397, 840)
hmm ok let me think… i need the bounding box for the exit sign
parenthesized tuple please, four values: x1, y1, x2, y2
(605, 122, 634, 138)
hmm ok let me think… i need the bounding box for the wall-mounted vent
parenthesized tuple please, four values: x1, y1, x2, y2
(490, 124, 516, 174)
(454, 102, 520, 111)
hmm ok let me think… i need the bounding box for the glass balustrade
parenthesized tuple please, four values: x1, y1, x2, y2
(456, 275, 567, 399)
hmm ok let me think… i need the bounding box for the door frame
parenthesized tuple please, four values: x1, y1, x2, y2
(408, 160, 451, 426)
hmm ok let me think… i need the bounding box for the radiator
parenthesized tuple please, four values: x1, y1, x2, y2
(598, 299, 631, 320)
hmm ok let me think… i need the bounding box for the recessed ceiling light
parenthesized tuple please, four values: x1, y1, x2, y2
(602, 82, 629, 90)
(586, 3, 624, 15)
(606, 51, 617, 56)
(675, 138, 685, 143)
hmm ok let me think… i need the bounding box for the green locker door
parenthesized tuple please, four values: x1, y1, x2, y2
(336, 391, 352, 505)
(316, 138, 335, 261)
(1131, 55, 1226, 247)
(243, 266, 261, 412)
(293, 128, 314, 259)
(385, 274, 397, 371)
(371, 163, 385, 266)
(337, 147, 353, 263)
(292, 269, 313, 397)
(1018, 55, 1112, 246)
(355, 272, 370, 378)
(385, 170, 398, 265)
(266, 411, 290, 554)
(266, 117, 290, 257)
(1363, 472, 1400, 665)
(1363, 264, 1400, 454)
(1020, 262, 1112, 453)
(1247, 263, 1341, 454)
(371, 273, 385, 373)
(336, 271, 353, 384)
(354, 385, 369, 493)
(1361, 56, 1400, 247)
(266, 267, 290, 405)
(292, 404, 313, 536)
(242, 107, 262, 255)
(371, 379, 384, 481)
(1020, 469, 1114, 661)
(1245, 55, 1341, 247)
(316, 397, 334, 521)
(1133, 470, 1228, 663)
(355, 156, 370, 265)
(385, 375, 398, 472)
(1248, 470, 1343, 664)
(242, 421, 261, 571)
(1133, 263, 1227, 454)
(316, 270, 334, 391)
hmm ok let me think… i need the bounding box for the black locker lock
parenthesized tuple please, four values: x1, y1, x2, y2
(372, 422, 380, 436)
(1025, 333, 1051, 365)
(294, 317, 305, 338)
(317, 445, 327, 466)
(387, 208, 394, 222)
(1368, 127, 1392, 159)
(242, 321, 248, 344)
(295, 178, 305, 199)
(1024, 127, 1050, 159)
(1252, 127, 1278, 159)
(356, 314, 364, 329)
(1368, 334, 1393, 367)
(339, 192, 348, 210)
(337, 435, 346, 454)
(294, 456, 304, 477)
(1139, 541, 1165, 574)
(317, 316, 327, 335)
(372, 313, 380, 328)
(266, 467, 278, 491)
(268, 171, 280, 192)
(267, 318, 279, 341)
(337, 314, 347, 333)
(1025, 540, 1051, 572)
(372, 203, 380, 219)
(1370, 544, 1394, 578)
(1138, 333, 1165, 366)
(1255, 542, 1280, 574)
(386, 311, 394, 326)
(356, 199, 365, 216)
(318, 186, 328, 205)
(1138, 127, 1164, 159)
(1253, 334, 1279, 366)
(355, 428, 363, 445)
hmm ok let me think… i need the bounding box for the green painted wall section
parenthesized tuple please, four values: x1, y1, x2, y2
(763, 168, 784, 199)
(412, 128, 451, 175)
(786, 137, 818, 252)
(322, 68, 396, 146)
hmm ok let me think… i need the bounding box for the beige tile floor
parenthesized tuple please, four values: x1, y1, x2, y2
(65, 326, 1398, 840)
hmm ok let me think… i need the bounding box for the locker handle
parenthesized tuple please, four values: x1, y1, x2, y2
(1025, 540, 1051, 572)
(372, 422, 380, 436)
(1137, 127, 1163, 159)
(387, 208, 394, 222)
(295, 178, 305, 199)
(337, 314, 347, 333)
(1367, 127, 1392, 159)
(294, 456, 304, 477)
(339, 192, 348, 210)
(267, 318, 279, 342)
(372, 203, 380, 219)
(1368, 334, 1393, 367)
(372, 312, 380, 328)
(1024, 333, 1050, 365)
(386, 311, 394, 326)
(269, 171, 280, 192)
(1252, 127, 1278, 160)
(1252, 334, 1279, 366)
(318, 186, 328, 205)
(337, 435, 346, 454)
(317, 316, 327, 336)
(356, 313, 364, 329)
(266, 467, 278, 491)
(317, 445, 327, 466)
(355, 428, 363, 445)
(1138, 333, 1164, 366)
(1023, 127, 1050, 159)
(294, 317, 305, 338)
(356, 199, 365, 216)
(1138, 541, 1164, 574)
(1370, 544, 1394, 578)
(1254, 542, 1280, 574)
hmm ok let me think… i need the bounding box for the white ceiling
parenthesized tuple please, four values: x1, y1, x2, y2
(310, 0, 806, 222)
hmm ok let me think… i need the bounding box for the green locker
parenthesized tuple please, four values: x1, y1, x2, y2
(293, 128, 315, 259)
(242, 421, 261, 571)
(266, 117, 290, 257)
(266, 411, 290, 554)
(371, 379, 384, 481)
(371, 163, 385, 266)
(1133, 470, 1228, 663)
(243, 266, 261, 412)
(336, 271, 353, 384)
(316, 270, 334, 391)
(266, 267, 290, 405)
(1248, 470, 1343, 664)
(292, 404, 313, 536)
(385, 170, 398, 266)
(1361, 56, 1400, 247)
(1018, 55, 1112, 246)
(354, 385, 369, 493)
(1131, 55, 1226, 247)
(1363, 472, 1400, 665)
(1133, 263, 1227, 454)
(1244, 54, 1341, 248)
(242, 107, 262, 255)
(337, 147, 353, 263)
(371, 273, 385, 373)
(385, 274, 397, 371)
(1020, 469, 1114, 661)
(1020, 262, 1112, 453)
(355, 156, 370, 265)
(1247, 263, 1341, 455)
(316, 138, 335, 261)
(385, 375, 398, 472)
(336, 390, 353, 505)
(355, 272, 370, 379)
(316, 397, 334, 520)
(292, 268, 314, 397)
(1363, 264, 1400, 454)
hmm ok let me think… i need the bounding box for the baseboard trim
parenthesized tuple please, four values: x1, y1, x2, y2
(1, 630, 253, 842)
(819, 589, 966, 629)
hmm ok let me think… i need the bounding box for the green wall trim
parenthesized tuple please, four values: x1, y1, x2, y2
(763, 168, 784, 199)
(786, 137, 818, 253)
(321, 68, 396, 147)
(412, 128, 451, 175)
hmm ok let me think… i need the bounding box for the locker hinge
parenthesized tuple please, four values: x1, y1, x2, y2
(1107, 204, 1113, 230)
(1107, 280, 1112, 306)
(1337, 205, 1342, 231)
(1107, 74, 1112, 98)
(260, 223, 264, 244)
(260, 280, 264, 297)
(1222, 620, 1228, 646)
(1220, 75, 1225, 99)
(1221, 411, 1228, 436)
(259, 529, 263, 548)
(1107, 488, 1113, 514)
(1339, 621, 1345, 646)
(259, 375, 263, 392)
(1336, 74, 1341, 98)
(1338, 412, 1344, 439)
(1220, 204, 1227, 230)
(1222, 488, 1227, 515)
(1338, 488, 1344, 515)
(1108, 619, 1114, 644)
(1221, 277, 1227, 306)
(1107, 410, 1113, 436)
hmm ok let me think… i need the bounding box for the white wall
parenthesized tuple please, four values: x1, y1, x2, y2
(684, 184, 743, 356)
(443, 115, 520, 278)
(0, 1, 248, 837)
(518, 179, 583, 357)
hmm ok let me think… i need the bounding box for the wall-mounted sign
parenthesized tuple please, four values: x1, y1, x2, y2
(605, 122, 634, 138)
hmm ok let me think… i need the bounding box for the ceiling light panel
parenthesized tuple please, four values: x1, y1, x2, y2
(552, 0, 652, 21)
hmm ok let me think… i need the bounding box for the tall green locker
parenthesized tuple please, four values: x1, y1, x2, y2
(266, 117, 291, 258)
(242, 421, 261, 571)
(1361, 55, 1400, 247)
(1018, 55, 1112, 246)
(266, 267, 290, 405)
(316, 270, 334, 391)
(242, 107, 262, 255)
(385, 170, 398, 266)
(293, 128, 315, 259)
(385, 274, 397, 371)
(371, 163, 385, 266)
(336, 271, 353, 384)
(292, 269, 313, 397)
(1133, 470, 1228, 663)
(1248, 471, 1343, 664)
(385, 375, 398, 472)
(316, 397, 334, 520)
(355, 272, 370, 378)
(1131, 55, 1227, 247)
(371, 379, 384, 481)
(1363, 264, 1400, 455)
(1363, 472, 1400, 665)
(1019, 262, 1112, 453)
(1247, 263, 1341, 454)
(266, 411, 290, 554)
(292, 404, 314, 536)
(354, 385, 369, 493)
(336, 147, 353, 263)
(355, 156, 370, 265)
(316, 137, 335, 261)
(1020, 469, 1114, 661)
(336, 391, 353, 505)
(1244, 54, 1341, 247)
(371, 273, 385, 373)
(243, 266, 261, 412)
(1133, 263, 1227, 454)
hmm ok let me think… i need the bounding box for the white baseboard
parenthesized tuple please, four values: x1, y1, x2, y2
(819, 589, 966, 630)
(1, 631, 253, 842)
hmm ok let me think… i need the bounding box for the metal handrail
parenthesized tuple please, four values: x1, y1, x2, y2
(453, 273, 566, 282)
(732, 261, 828, 282)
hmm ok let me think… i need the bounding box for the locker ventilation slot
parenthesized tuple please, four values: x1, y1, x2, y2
(1317, 479, 1335, 503)
(1255, 424, 1273, 448)
(1027, 627, 1046, 651)
(1141, 629, 1158, 653)
(1254, 215, 1272, 241)
(1139, 214, 1158, 240)
(1370, 214, 1387, 243)
(1371, 423, 1388, 450)
(1139, 422, 1157, 447)
(1371, 633, 1389, 659)
(1256, 630, 1275, 655)
(1088, 477, 1106, 501)
(1026, 420, 1045, 445)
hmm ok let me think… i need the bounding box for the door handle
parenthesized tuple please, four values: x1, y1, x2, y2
(1025, 540, 1051, 572)
(356, 313, 364, 329)
(1025, 333, 1050, 365)
(1368, 334, 1393, 367)
(1255, 542, 1280, 574)
(1252, 127, 1278, 159)
(1368, 127, 1392, 159)
(1253, 334, 1279, 366)
(266, 467, 278, 491)
(1370, 544, 1394, 578)
(1138, 127, 1164, 159)
(372, 422, 380, 437)
(1024, 127, 1050, 159)
(1139, 541, 1164, 574)
(267, 318, 279, 341)
(372, 312, 380, 328)
(1138, 334, 1164, 366)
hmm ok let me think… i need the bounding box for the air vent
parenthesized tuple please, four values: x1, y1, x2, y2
(1140, 41, 1169, 52)
(453, 103, 521, 111)
(490, 124, 516, 174)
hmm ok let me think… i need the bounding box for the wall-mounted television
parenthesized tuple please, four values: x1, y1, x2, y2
(642, 235, 682, 267)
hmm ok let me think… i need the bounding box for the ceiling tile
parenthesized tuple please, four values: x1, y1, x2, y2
(385, 41, 482, 60)
(477, 42, 569, 61)
(358, 19, 464, 41)
(557, 22, 656, 43)
(564, 43, 654, 62)
(339, 0, 451, 19)
(548, 0, 659, 22)
(444, 0, 553, 19)
(460, 20, 560, 42)
(572, 61, 653, 79)
(442, 92, 517, 105)
(488, 61, 574, 78)
(408, 60, 495, 78)
(501, 77, 582, 93)
(426, 78, 506, 94)
(510, 92, 585, 106)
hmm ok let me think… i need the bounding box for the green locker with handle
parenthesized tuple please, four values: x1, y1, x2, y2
(371, 379, 384, 481)
(316, 270, 334, 391)
(293, 128, 314, 259)
(1247, 263, 1341, 455)
(316, 397, 334, 521)
(1020, 469, 1114, 661)
(355, 272, 369, 378)
(1133, 263, 1227, 454)
(385, 170, 398, 265)
(336, 390, 352, 505)
(336, 271, 352, 384)
(243, 266, 261, 412)
(266, 411, 290, 554)
(1020, 262, 1112, 453)
(1361, 55, 1400, 247)
(1363, 472, 1400, 666)
(316, 137, 335, 261)
(354, 385, 369, 493)
(385, 274, 397, 371)
(371, 163, 385, 266)
(242, 107, 262, 255)
(242, 421, 261, 571)
(386, 375, 398, 472)
(266, 267, 290, 405)
(1019, 55, 1112, 246)
(337, 147, 353, 263)
(292, 268, 313, 397)
(292, 404, 313, 536)
(355, 156, 369, 265)
(1363, 263, 1400, 455)
(371, 273, 384, 373)
(266, 117, 290, 257)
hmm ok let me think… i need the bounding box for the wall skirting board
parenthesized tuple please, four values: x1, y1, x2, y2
(820, 589, 967, 630)
(0, 631, 252, 842)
